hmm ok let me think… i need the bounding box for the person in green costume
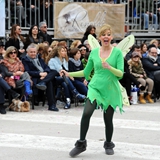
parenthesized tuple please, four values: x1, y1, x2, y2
(61, 24, 124, 157)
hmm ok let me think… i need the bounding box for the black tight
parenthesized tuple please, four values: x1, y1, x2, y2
(80, 99, 114, 142)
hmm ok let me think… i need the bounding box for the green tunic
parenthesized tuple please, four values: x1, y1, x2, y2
(83, 47, 124, 113)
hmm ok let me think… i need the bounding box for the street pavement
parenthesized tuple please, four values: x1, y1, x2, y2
(0, 100, 160, 160)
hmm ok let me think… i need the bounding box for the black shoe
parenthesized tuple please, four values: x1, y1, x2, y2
(69, 140, 87, 157)
(103, 141, 115, 155)
(36, 82, 47, 90)
(8, 89, 20, 99)
(34, 100, 39, 106)
(0, 104, 6, 114)
(48, 104, 59, 111)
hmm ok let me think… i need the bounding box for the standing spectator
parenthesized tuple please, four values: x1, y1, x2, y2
(24, 0, 39, 26)
(81, 25, 97, 44)
(22, 43, 59, 111)
(39, 21, 52, 45)
(137, 0, 158, 30)
(5, 24, 26, 58)
(40, 0, 54, 28)
(24, 25, 44, 50)
(10, 0, 25, 26)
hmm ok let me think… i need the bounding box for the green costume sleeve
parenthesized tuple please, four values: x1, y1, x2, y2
(110, 66, 123, 78)
(69, 70, 84, 77)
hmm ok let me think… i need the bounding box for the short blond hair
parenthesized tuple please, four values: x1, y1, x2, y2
(99, 24, 112, 37)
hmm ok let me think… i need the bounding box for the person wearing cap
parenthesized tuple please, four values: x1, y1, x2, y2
(128, 52, 154, 104)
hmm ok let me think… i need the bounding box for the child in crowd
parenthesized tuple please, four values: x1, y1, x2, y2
(128, 52, 154, 104)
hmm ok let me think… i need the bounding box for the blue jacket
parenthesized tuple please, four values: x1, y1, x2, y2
(22, 55, 50, 85)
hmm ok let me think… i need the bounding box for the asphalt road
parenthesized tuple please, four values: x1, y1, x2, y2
(0, 100, 160, 160)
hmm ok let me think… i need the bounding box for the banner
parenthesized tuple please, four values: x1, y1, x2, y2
(54, 2, 125, 39)
(0, 0, 5, 37)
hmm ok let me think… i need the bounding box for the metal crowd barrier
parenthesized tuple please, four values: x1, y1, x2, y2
(126, 0, 160, 35)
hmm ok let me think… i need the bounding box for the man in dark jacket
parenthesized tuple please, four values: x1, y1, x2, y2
(22, 43, 59, 111)
(142, 46, 160, 95)
(39, 21, 52, 45)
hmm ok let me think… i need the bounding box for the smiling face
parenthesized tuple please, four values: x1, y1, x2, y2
(142, 44, 147, 53)
(27, 47, 38, 59)
(99, 30, 112, 47)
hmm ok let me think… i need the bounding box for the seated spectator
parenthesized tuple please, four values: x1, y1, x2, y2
(149, 39, 160, 54)
(119, 57, 145, 103)
(39, 21, 52, 45)
(128, 52, 154, 104)
(83, 40, 91, 51)
(50, 41, 59, 50)
(0, 46, 32, 96)
(47, 46, 86, 109)
(137, 0, 158, 30)
(68, 48, 88, 96)
(125, 44, 141, 61)
(24, 25, 44, 50)
(81, 25, 97, 44)
(70, 40, 81, 49)
(0, 41, 6, 59)
(5, 24, 25, 58)
(140, 43, 148, 58)
(40, 1, 54, 28)
(0, 75, 20, 114)
(37, 43, 49, 64)
(142, 46, 160, 96)
(22, 43, 59, 111)
(78, 44, 88, 60)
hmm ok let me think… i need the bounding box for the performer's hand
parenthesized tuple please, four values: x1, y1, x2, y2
(102, 62, 111, 70)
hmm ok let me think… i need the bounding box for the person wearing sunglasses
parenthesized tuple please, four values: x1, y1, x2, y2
(0, 46, 32, 97)
(77, 44, 88, 60)
(39, 21, 52, 45)
(5, 24, 26, 59)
